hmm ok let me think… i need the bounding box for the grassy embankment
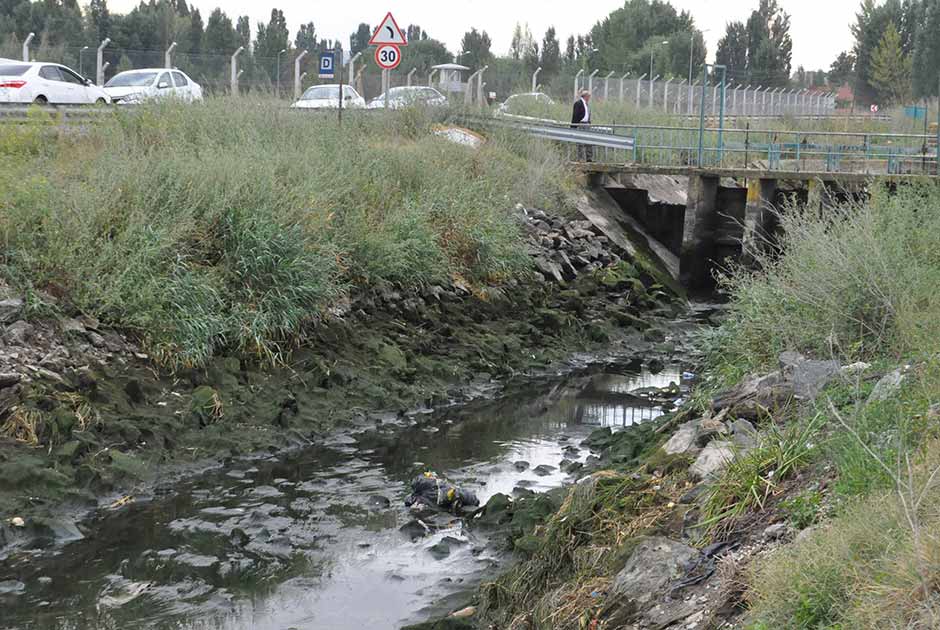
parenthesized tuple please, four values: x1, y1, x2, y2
(0, 99, 572, 370)
(477, 183, 940, 629)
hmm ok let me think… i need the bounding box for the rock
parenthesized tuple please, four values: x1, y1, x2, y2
(87, 331, 107, 349)
(647, 358, 665, 374)
(0, 298, 24, 324)
(869, 368, 908, 404)
(513, 461, 530, 472)
(3, 320, 34, 346)
(730, 418, 758, 449)
(0, 580, 26, 595)
(663, 421, 700, 455)
(610, 537, 698, 609)
(366, 495, 391, 510)
(695, 417, 728, 446)
(712, 371, 793, 419)
(60, 318, 86, 334)
(763, 522, 789, 541)
(532, 464, 556, 477)
(10, 516, 25, 528)
(533, 257, 564, 283)
(0, 372, 21, 389)
(556, 251, 578, 280)
(689, 441, 735, 480)
(400, 520, 432, 541)
(779, 352, 841, 400)
(477, 493, 512, 526)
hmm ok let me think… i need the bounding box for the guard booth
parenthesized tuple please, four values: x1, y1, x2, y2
(432, 63, 469, 96)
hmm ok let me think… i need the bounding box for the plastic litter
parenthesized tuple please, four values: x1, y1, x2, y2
(405, 471, 480, 515)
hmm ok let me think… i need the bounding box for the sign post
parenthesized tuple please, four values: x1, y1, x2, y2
(369, 12, 408, 111)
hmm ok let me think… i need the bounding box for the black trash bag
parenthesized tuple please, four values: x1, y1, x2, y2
(405, 472, 480, 515)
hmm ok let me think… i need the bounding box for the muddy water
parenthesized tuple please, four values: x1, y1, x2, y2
(0, 362, 686, 630)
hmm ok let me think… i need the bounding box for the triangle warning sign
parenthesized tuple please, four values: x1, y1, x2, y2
(369, 12, 408, 46)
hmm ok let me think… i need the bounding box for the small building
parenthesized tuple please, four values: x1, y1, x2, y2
(432, 63, 469, 94)
(835, 83, 855, 110)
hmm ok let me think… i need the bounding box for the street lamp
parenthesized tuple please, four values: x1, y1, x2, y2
(276, 48, 286, 98)
(78, 45, 89, 78)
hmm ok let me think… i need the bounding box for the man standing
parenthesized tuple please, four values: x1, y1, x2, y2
(571, 89, 593, 162)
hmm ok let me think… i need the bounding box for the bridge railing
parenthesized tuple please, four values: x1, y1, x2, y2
(480, 113, 939, 176)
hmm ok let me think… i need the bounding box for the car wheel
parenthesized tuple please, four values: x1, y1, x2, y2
(33, 95, 48, 105)
(95, 98, 106, 105)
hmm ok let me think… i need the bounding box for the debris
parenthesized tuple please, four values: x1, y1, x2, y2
(10, 516, 25, 528)
(405, 472, 480, 515)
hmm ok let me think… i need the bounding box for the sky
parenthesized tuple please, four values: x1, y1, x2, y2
(108, 0, 859, 71)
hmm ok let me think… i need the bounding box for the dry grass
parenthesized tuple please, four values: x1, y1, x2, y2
(0, 408, 41, 446)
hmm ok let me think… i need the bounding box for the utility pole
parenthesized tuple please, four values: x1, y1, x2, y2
(230, 46, 244, 96)
(22, 32, 34, 62)
(276, 48, 286, 98)
(96, 38, 110, 86)
(165, 42, 177, 68)
(294, 50, 308, 100)
(531, 67, 541, 93)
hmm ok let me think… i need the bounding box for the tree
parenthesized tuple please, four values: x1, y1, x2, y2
(459, 27, 492, 72)
(188, 8, 202, 54)
(829, 51, 856, 87)
(870, 22, 912, 104)
(509, 23, 535, 61)
(540, 27, 561, 79)
(406, 24, 426, 41)
(744, 0, 792, 87)
(851, 0, 914, 103)
(296, 22, 317, 53)
(87, 0, 111, 40)
(235, 15, 250, 49)
(564, 35, 575, 64)
(350, 22, 370, 55)
(913, 0, 940, 96)
(254, 8, 290, 78)
(401, 37, 451, 75)
(716, 21, 748, 76)
(203, 8, 237, 55)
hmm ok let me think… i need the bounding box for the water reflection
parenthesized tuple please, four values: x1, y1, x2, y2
(0, 363, 686, 630)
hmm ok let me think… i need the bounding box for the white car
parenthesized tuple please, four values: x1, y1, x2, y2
(367, 86, 448, 109)
(104, 68, 203, 104)
(497, 92, 556, 115)
(291, 84, 365, 109)
(0, 61, 110, 105)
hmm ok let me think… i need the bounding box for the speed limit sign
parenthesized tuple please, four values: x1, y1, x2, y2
(375, 44, 402, 70)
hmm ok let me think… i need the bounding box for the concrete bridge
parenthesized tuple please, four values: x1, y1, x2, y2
(573, 163, 934, 291)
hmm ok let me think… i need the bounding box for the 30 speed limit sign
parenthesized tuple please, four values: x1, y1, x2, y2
(375, 44, 402, 70)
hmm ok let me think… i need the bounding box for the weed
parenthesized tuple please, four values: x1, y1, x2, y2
(780, 489, 823, 530)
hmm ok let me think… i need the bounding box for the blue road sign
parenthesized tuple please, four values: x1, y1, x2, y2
(319, 52, 335, 79)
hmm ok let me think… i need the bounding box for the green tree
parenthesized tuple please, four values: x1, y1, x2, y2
(829, 51, 856, 87)
(564, 35, 575, 64)
(870, 22, 912, 104)
(744, 0, 792, 87)
(851, 0, 914, 102)
(188, 8, 202, 54)
(540, 26, 561, 79)
(716, 21, 748, 75)
(400, 37, 451, 75)
(913, 0, 940, 96)
(459, 27, 492, 72)
(349, 22, 369, 55)
(203, 8, 237, 55)
(87, 0, 111, 40)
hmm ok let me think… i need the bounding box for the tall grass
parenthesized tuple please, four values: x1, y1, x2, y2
(707, 183, 940, 377)
(0, 98, 574, 367)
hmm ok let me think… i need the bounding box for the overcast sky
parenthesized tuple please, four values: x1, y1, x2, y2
(109, 0, 859, 70)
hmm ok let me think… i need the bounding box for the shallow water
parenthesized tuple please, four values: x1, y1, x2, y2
(0, 362, 686, 630)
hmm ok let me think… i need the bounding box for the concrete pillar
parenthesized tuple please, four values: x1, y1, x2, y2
(680, 175, 720, 289)
(741, 178, 778, 266)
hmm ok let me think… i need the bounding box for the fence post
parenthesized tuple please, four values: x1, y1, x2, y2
(649, 74, 659, 108)
(478, 66, 488, 107)
(636, 73, 646, 109)
(165, 41, 177, 68)
(293, 50, 308, 100)
(619, 73, 629, 102)
(230, 46, 244, 96)
(407, 67, 416, 87)
(689, 80, 698, 116)
(603, 71, 614, 100)
(664, 78, 672, 112)
(588, 69, 599, 98)
(96, 37, 110, 86)
(428, 68, 438, 87)
(574, 69, 584, 100)
(22, 32, 34, 62)
(348, 51, 362, 89)
(531, 67, 541, 93)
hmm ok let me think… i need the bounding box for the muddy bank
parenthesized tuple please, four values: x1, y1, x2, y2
(0, 206, 683, 552)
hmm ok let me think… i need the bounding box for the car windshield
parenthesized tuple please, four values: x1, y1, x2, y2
(105, 72, 158, 87)
(302, 86, 354, 100)
(0, 64, 29, 76)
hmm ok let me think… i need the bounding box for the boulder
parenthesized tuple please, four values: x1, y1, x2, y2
(609, 537, 698, 609)
(779, 352, 841, 400)
(689, 441, 735, 480)
(869, 368, 908, 404)
(663, 421, 699, 455)
(0, 298, 24, 324)
(712, 371, 793, 419)
(3, 320, 34, 346)
(729, 418, 758, 449)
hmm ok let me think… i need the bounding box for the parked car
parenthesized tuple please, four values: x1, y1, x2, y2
(367, 86, 448, 109)
(497, 92, 556, 116)
(104, 68, 203, 104)
(0, 61, 110, 105)
(291, 84, 365, 109)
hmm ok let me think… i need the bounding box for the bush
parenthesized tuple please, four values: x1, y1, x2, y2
(0, 98, 573, 367)
(710, 183, 940, 376)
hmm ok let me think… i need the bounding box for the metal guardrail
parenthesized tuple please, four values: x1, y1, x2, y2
(464, 113, 939, 176)
(0, 105, 114, 123)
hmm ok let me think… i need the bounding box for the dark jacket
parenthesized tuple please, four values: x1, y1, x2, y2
(571, 98, 590, 128)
